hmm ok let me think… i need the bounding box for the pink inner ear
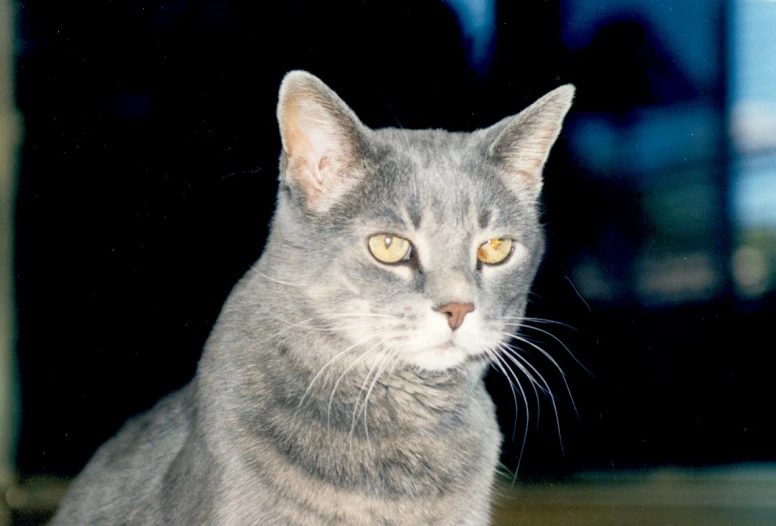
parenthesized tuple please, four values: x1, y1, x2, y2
(276, 73, 367, 210)
(281, 102, 327, 191)
(318, 155, 330, 172)
(286, 155, 323, 200)
(281, 108, 359, 203)
(511, 142, 550, 183)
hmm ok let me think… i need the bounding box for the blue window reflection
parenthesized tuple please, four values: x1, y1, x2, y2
(561, 0, 728, 306)
(731, 0, 776, 298)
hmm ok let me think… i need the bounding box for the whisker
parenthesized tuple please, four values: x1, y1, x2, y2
(499, 343, 558, 444)
(491, 344, 531, 479)
(249, 267, 306, 287)
(499, 329, 544, 345)
(294, 334, 376, 418)
(495, 342, 543, 421)
(565, 275, 591, 312)
(495, 461, 518, 489)
(498, 315, 577, 331)
(499, 343, 553, 401)
(499, 337, 574, 454)
(358, 346, 401, 445)
(349, 348, 390, 442)
(484, 348, 521, 441)
(511, 322, 592, 377)
(327, 339, 386, 431)
(503, 332, 578, 417)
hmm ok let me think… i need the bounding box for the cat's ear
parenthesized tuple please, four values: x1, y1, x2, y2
(485, 84, 575, 200)
(277, 71, 368, 212)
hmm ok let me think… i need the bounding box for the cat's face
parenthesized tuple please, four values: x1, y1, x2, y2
(270, 72, 573, 372)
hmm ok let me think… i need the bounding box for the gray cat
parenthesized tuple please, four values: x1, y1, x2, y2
(51, 71, 574, 525)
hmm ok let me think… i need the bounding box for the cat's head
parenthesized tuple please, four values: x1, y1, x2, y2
(265, 71, 573, 372)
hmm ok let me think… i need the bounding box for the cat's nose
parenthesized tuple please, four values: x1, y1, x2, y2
(437, 302, 475, 331)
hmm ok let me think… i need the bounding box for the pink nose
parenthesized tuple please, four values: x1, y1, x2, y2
(437, 302, 475, 331)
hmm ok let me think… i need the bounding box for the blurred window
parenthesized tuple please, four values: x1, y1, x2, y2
(730, 0, 776, 298)
(561, 0, 727, 306)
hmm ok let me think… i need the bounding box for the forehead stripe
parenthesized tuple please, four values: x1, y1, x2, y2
(478, 209, 492, 229)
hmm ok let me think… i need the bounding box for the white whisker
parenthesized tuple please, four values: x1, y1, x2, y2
(294, 334, 377, 418)
(249, 267, 306, 287)
(511, 322, 592, 376)
(349, 347, 389, 443)
(483, 348, 521, 441)
(499, 343, 560, 445)
(490, 345, 530, 478)
(495, 343, 542, 419)
(501, 331, 578, 417)
(327, 339, 386, 431)
(565, 275, 591, 312)
(498, 315, 577, 331)
(358, 346, 401, 445)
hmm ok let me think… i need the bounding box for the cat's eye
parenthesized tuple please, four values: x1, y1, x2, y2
(368, 234, 412, 264)
(477, 238, 513, 265)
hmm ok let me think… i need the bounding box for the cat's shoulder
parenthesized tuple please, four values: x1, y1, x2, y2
(51, 386, 194, 524)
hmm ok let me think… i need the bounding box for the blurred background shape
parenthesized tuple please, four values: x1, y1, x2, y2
(6, 0, 776, 524)
(730, 0, 776, 300)
(446, 0, 497, 76)
(1, 0, 20, 522)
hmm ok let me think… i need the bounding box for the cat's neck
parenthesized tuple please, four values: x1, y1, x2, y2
(247, 330, 487, 437)
(237, 341, 493, 498)
(196, 278, 498, 500)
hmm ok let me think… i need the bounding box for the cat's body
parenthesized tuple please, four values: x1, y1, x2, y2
(52, 72, 573, 525)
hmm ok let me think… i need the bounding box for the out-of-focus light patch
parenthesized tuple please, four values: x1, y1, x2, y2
(731, 0, 776, 153)
(567, 103, 719, 180)
(445, 0, 496, 75)
(731, 0, 776, 106)
(731, 101, 776, 153)
(732, 246, 770, 297)
(643, 179, 721, 250)
(730, 158, 776, 300)
(731, 155, 776, 229)
(730, 162, 776, 299)
(572, 258, 618, 303)
(635, 252, 722, 305)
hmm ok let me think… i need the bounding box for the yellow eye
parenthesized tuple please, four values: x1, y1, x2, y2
(477, 238, 513, 265)
(368, 234, 412, 264)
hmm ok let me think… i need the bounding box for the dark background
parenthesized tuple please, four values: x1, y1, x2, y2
(12, 0, 776, 483)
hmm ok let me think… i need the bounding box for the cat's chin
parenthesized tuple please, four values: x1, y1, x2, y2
(404, 343, 470, 371)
